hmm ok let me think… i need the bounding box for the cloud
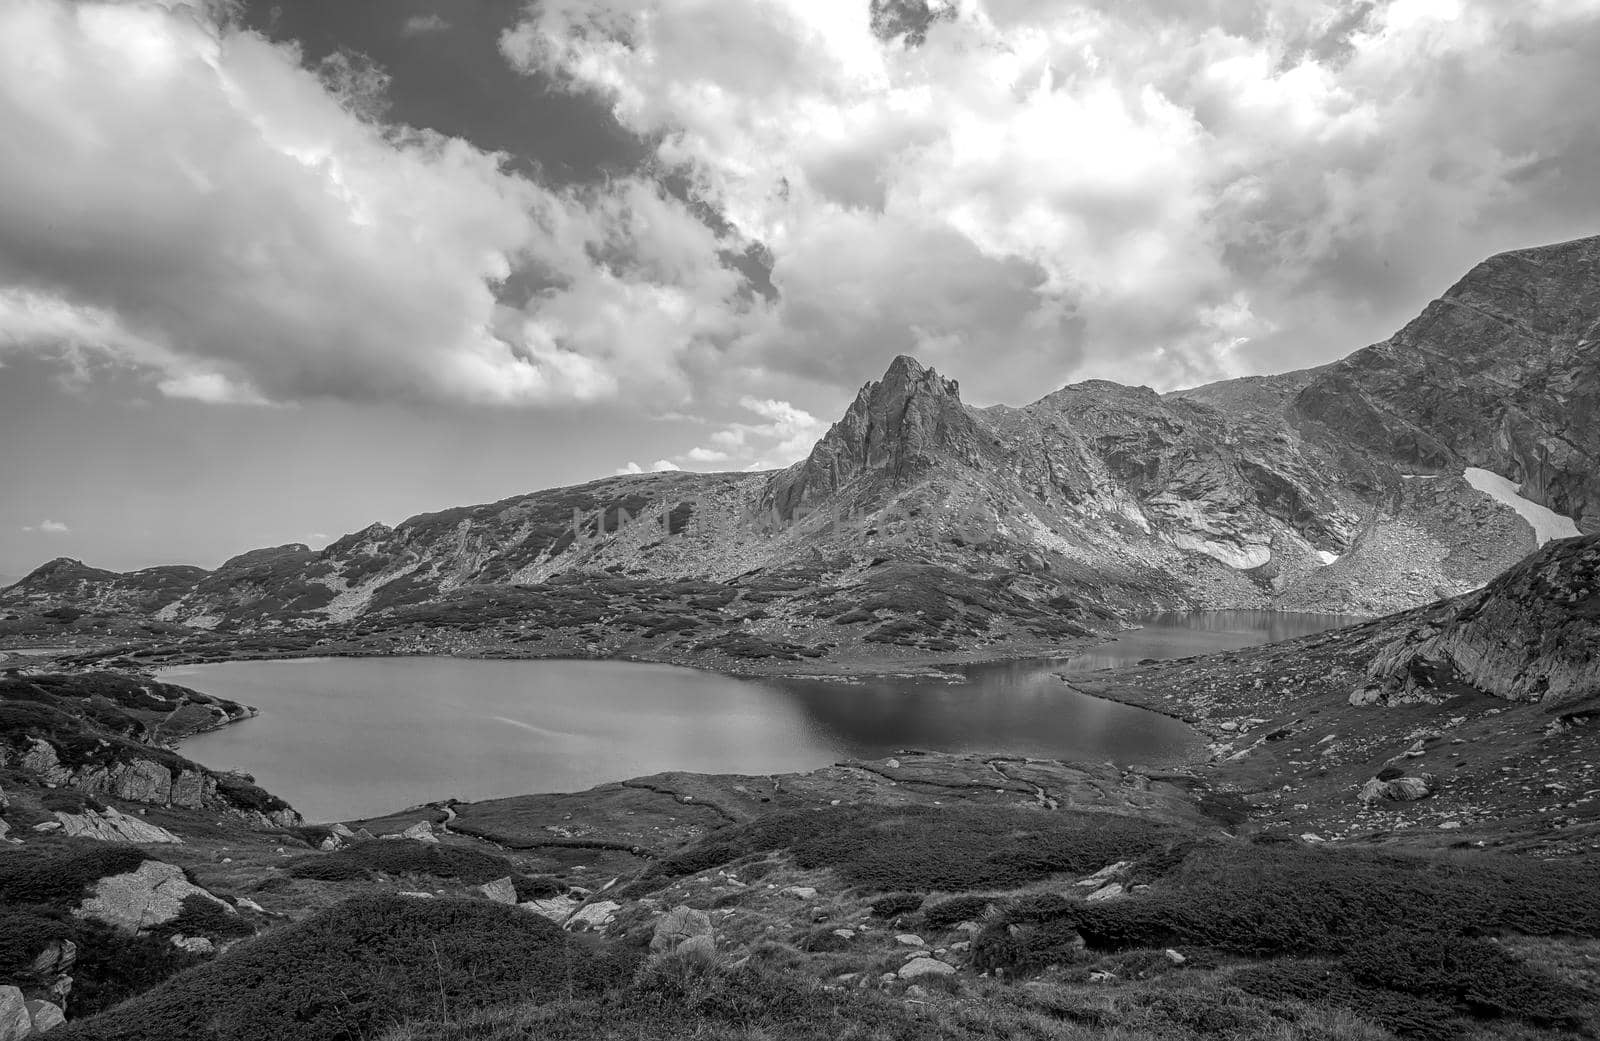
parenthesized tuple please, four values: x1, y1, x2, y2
(402, 14, 450, 36)
(507, 0, 1600, 396)
(614, 459, 682, 475)
(671, 396, 829, 471)
(0, 0, 750, 409)
(23, 519, 70, 534)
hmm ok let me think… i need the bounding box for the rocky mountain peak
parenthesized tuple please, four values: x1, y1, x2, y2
(766, 355, 986, 518)
(1292, 233, 1600, 530)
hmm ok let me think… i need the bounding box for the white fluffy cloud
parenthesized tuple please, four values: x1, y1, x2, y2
(507, 0, 1600, 396)
(22, 520, 70, 534)
(0, 0, 750, 407)
(5, 0, 1599, 424)
(614, 459, 682, 475)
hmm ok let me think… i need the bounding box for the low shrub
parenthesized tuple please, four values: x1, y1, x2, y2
(0, 845, 150, 909)
(154, 894, 256, 942)
(38, 789, 107, 814)
(869, 893, 925, 918)
(921, 895, 996, 930)
(284, 840, 519, 885)
(633, 805, 1182, 895)
(54, 896, 633, 1041)
(972, 841, 1600, 1037)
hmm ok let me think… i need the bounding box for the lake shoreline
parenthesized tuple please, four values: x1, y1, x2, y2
(163, 612, 1353, 822)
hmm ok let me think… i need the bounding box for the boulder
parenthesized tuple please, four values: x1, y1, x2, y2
(895, 934, 925, 947)
(25, 999, 66, 1034)
(1358, 774, 1435, 804)
(22, 941, 76, 983)
(520, 896, 580, 923)
(1074, 862, 1133, 887)
(672, 934, 717, 962)
(170, 935, 216, 955)
(898, 957, 956, 980)
(401, 822, 439, 843)
(75, 859, 232, 932)
(477, 877, 517, 905)
(650, 906, 713, 954)
(110, 760, 173, 804)
(565, 900, 622, 932)
(0, 987, 29, 1041)
(1085, 882, 1126, 903)
(779, 886, 817, 899)
(169, 770, 213, 809)
(55, 808, 183, 844)
(21, 740, 71, 785)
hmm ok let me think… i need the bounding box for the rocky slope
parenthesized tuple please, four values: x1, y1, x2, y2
(5, 236, 1596, 659)
(1354, 533, 1600, 708)
(1070, 532, 1600, 855)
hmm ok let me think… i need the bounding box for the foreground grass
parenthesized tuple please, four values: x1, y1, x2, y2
(381, 950, 1392, 1041)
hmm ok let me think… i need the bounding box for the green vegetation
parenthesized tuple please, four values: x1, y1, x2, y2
(284, 840, 523, 885)
(0, 845, 150, 909)
(630, 805, 1184, 896)
(56, 896, 631, 1041)
(970, 841, 1600, 1037)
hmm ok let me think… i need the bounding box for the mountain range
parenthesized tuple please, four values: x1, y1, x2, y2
(4, 234, 1597, 661)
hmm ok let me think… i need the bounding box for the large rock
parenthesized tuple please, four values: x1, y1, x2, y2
(20, 740, 71, 785)
(21, 941, 76, 984)
(520, 896, 581, 923)
(650, 906, 713, 954)
(55, 808, 183, 844)
(0, 988, 29, 1041)
(24, 1000, 65, 1034)
(477, 877, 517, 905)
(898, 957, 956, 980)
(565, 900, 622, 932)
(75, 859, 231, 932)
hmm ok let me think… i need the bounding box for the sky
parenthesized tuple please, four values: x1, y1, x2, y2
(2, 0, 1600, 575)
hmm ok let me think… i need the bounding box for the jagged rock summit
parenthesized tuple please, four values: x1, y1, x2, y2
(767, 355, 989, 518)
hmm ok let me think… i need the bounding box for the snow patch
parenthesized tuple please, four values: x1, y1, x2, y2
(1463, 468, 1580, 546)
(1316, 550, 1339, 566)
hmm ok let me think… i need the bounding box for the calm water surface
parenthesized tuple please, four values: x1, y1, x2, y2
(171, 610, 1348, 821)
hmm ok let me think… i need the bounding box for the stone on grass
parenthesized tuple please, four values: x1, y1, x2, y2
(1074, 861, 1133, 887)
(895, 933, 925, 947)
(478, 877, 517, 905)
(898, 957, 955, 980)
(521, 896, 580, 922)
(779, 886, 817, 899)
(651, 906, 713, 954)
(1085, 882, 1125, 903)
(76, 860, 231, 933)
(566, 900, 622, 932)
(171, 935, 216, 955)
(0, 987, 29, 1041)
(25, 999, 66, 1034)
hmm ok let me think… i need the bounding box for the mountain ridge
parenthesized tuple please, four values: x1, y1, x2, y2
(5, 235, 1596, 661)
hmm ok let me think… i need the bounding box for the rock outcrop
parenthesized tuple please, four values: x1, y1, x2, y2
(1354, 534, 1600, 707)
(53, 807, 184, 844)
(766, 355, 992, 519)
(74, 860, 233, 933)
